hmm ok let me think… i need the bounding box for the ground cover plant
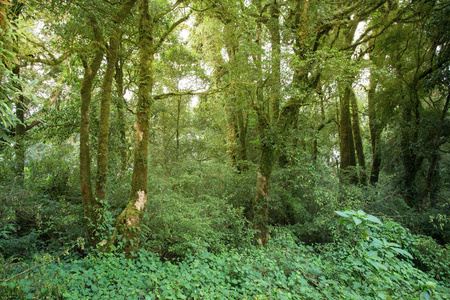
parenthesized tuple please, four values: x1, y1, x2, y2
(1, 210, 449, 299)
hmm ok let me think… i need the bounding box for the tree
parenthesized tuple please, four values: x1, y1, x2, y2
(369, 0, 450, 209)
(114, 0, 191, 257)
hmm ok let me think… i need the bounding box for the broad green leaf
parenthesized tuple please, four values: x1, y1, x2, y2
(366, 214, 382, 225)
(356, 210, 366, 216)
(335, 211, 349, 218)
(370, 238, 383, 249)
(420, 290, 431, 300)
(368, 260, 387, 271)
(391, 247, 413, 259)
(352, 216, 362, 226)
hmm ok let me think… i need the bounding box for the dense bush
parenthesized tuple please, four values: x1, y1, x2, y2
(0, 143, 84, 258)
(1, 142, 448, 299)
(1, 212, 449, 299)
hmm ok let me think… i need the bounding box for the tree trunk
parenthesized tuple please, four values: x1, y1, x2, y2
(80, 1, 136, 246)
(116, 0, 153, 257)
(176, 96, 181, 161)
(251, 0, 283, 244)
(338, 19, 359, 184)
(223, 23, 248, 172)
(278, 0, 310, 167)
(268, 2, 281, 122)
(12, 65, 25, 184)
(95, 28, 122, 204)
(339, 86, 357, 184)
(368, 72, 382, 185)
(313, 91, 326, 163)
(253, 142, 276, 245)
(236, 109, 248, 172)
(115, 56, 128, 171)
(400, 89, 422, 209)
(79, 18, 105, 245)
(350, 88, 366, 184)
(225, 98, 239, 168)
(422, 92, 449, 211)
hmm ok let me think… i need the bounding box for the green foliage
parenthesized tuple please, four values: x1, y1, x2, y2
(142, 162, 255, 258)
(321, 209, 449, 299)
(0, 143, 83, 258)
(1, 224, 448, 300)
(380, 221, 450, 282)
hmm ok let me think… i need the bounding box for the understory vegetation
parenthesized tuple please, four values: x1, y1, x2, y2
(1, 151, 449, 299)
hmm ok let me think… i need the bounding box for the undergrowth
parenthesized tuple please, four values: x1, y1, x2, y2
(1, 211, 449, 300)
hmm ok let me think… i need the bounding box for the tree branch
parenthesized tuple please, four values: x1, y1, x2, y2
(153, 12, 191, 53)
(153, 84, 229, 101)
(154, 0, 186, 22)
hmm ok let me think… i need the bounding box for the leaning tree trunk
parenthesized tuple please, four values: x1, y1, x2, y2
(116, 0, 153, 257)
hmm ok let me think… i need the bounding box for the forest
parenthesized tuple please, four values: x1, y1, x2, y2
(0, 0, 449, 299)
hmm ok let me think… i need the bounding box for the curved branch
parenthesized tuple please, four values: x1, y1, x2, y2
(153, 12, 191, 53)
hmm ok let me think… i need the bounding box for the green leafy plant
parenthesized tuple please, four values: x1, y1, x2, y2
(333, 209, 445, 299)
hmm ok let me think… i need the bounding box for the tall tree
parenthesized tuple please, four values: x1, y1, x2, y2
(79, 0, 137, 245)
(369, 0, 449, 209)
(115, 0, 190, 257)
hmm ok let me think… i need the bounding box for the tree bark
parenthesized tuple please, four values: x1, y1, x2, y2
(225, 97, 239, 168)
(95, 27, 122, 203)
(222, 22, 249, 172)
(175, 96, 180, 160)
(350, 88, 366, 184)
(12, 65, 25, 185)
(80, 0, 137, 246)
(79, 17, 105, 245)
(400, 89, 423, 209)
(338, 20, 359, 184)
(368, 72, 382, 184)
(268, 1, 281, 122)
(422, 91, 449, 211)
(236, 108, 248, 172)
(115, 56, 128, 171)
(253, 142, 276, 245)
(339, 86, 357, 184)
(116, 0, 153, 257)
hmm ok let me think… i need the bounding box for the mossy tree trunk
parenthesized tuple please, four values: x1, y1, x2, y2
(79, 17, 105, 245)
(253, 139, 276, 245)
(350, 88, 366, 184)
(80, 0, 136, 246)
(368, 72, 382, 185)
(95, 0, 136, 202)
(338, 20, 359, 185)
(400, 88, 423, 209)
(339, 86, 357, 184)
(12, 65, 25, 185)
(116, 0, 153, 257)
(115, 55, 128, 171)
(422, 92, 449, 211)
(251, 0, 312, 244)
